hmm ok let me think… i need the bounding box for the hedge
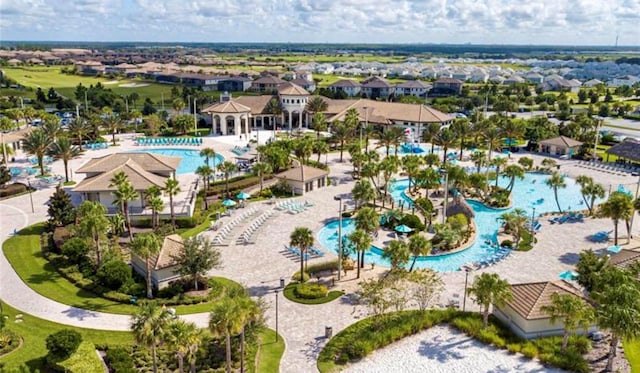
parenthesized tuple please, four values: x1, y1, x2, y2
(0, 183, 29, 198)
(293, 283, 328, 299)
(207, 175, 274, 196)
(52, 341, 103, 373)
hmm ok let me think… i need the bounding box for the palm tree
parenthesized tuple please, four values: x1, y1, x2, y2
(482, 125, 502, 163)
(217, 161, 238, 197)
(76, 201, 110, 267)
(576, 175, 605, 215)
(351, 179, 375, 209)
(41, 118, 63, 141)
(306, 95, 328, 116)
(408, 234, 431, 272)
(164, 320, 202, 373)
(265, 97, 283, 130)
(416, 166, 440, 199)
(348, 229, 372, 278)
(48, 137, 82, 182)
(545, 172, 567, 213)
(290, 227, 314, 281)
(104, 115, 123, 146)
(131, 302, 172, 373)
(470, 150, 487, 174)
(67, 117, 88, 150)
(435, 128, 456, 164)
(331, 123, 352, 162)
(172, 98, 186, 116)
(251, 162, 272, 193)
(490, 157, 508, 188)
(386, 127, 405, 156)
(0, 117, 15, 167)
(209, 298, 243, 373)
(467, 272, 513, 328)
(600, 191, 635, 245)
(541, 293, 594, 353)
(110, 173, 138, 240)
(378, 156, 399, 198)
(109, 212, 126, 240)
(131, 233, 161, 298)
(199, 147, 217, 168)
(235, 296, 262, 373)
(450, 118, 470, 161)
(383, 240, 410, 273)
(497, 208, 529, 247)
(421, 123, 441, 154)
(195, 165, 213, 209)
(414, 197, 434, 228)
(499, 118, 526, 152)
(164, 178, 181, 227)
(503, 164, 525, 194)
(517, 156, 534, 171)
(402, 154, 424, 193)
(148, 196, 164, 229)
(313, 139, 329, 163)
(21, 129, 50, 175)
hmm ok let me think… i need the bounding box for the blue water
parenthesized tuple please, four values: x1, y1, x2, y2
(133, 148, 224, 175)
(317, 172, 599, 272)
(382, 144, 434, 155)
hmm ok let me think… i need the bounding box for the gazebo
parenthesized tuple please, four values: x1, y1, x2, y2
(202, 100, 252, 136)
(605, 139, 640, 164)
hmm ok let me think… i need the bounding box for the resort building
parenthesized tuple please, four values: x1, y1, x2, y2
(493, 280, 595, 339)
(202, 100, 253, 136)
(538, 136, 583, 157)
(274, 165, 329, 195)
(327, 79, 362, 97)
(394, 80, 432, 98)
(431, 77, 464, 96)
(131, 234, 184, 289)
(73, 153, 179, 216)
(250, 75, 287, 93)
(361, 76, 395, 100)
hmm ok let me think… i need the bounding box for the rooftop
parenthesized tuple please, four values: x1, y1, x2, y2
(506, 280, 588, 320)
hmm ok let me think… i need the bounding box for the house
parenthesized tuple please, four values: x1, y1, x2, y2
(105, 63, 138, 75)
(290, 78, 316, 93)
(431, 78, 464, 96)
(394, 80, 431, 98)
(470, 72, 489, 83)
(538, 136, 583, 157)
(611, 75, 640, 87)
(361, 76, 395, 100)
(250, 75, 287, 93)
(217, 76, 253, 92)
(73, 153, 180, 216)
(503, 76, 526, 85)
(131, 234, 184, 289)
(540, 75, 581, 93)
(328, 79, 362, 97)
(583, 79, 603, 88)
(525, 73, 544, 84)
(274, 165, 329, 195)
(493, 280, 595, 339)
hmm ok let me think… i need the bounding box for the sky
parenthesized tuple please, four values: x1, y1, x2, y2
(1, 0, 640, 46)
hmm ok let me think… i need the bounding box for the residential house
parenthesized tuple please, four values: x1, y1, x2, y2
(131, 234, 184, 289)
(217, 77, 253, 92)
(504, 75, 526, 85)
(583, 79, 604, 88)
(525, 73, 544, 84)
(290, 78, 316, 93)
(611, 75, 640, 87)
(540, 75, 581, 93)
(361, 76, 394, 100)
(431, 77, 464, 96)
(394, 80, 431, 98)
(250, 75, 287, 93)
(328, 79, 362, 97)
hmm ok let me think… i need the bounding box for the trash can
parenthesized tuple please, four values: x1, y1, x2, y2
(280, 278, 285, 288)
(325, 326, 333, 339)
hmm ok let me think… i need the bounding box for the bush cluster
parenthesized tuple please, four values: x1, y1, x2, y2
(0, 183, 28, 198)
(106, 346, 136, 373)
(399, 214, 425, 232)
(46, 329, 82, 359)
(294, 283, 328, 299)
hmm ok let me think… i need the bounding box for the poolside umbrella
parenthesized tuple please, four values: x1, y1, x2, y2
(222, 199, 237, 207)
(395, 224, 413, 233)
(236, 192, 251, 200)
(607, 245, 622, 254)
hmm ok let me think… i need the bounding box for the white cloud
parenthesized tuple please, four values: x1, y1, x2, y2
(1, 0, 638, 45)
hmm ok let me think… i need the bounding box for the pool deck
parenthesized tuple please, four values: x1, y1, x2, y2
(1, 135, 639, 373)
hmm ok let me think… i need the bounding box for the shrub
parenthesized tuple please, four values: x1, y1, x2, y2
(46, 329, 82, 359)
(400, 214, 425, 231)
(106, 346, 136, 373)
(157, 282, 184, 299)
(291, 271, 310, 283)
(305, 260, 339, 276)
(52, 227, 72, 251)
(506, 343, 521, 354)
(0, 183, 28, 198)
(520, 343, 538, 359)
(61, 237, 90, 264)
(294, 283, 328, 299)
(54, 341, 103, 373)
(500, 239, 514, 248)
(96, 259, 132, 290)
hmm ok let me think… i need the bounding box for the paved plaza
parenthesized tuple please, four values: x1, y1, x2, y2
(1, 133, 639, 372)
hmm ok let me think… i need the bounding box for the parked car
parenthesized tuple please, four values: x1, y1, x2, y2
(588, 331, 605, 342)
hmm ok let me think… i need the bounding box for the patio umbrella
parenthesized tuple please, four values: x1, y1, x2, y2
(559, 270, 578, 281)
(222, 199, 237, 207)
(236, 192, 251, 200)
(395, 224, 413, 233)
(607, 245, 622, 254)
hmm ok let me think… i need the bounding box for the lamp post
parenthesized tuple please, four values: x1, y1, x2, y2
(361, 106, 368, 148)
(193, 98, 198, 136)
(334, 196, 343, 280)
(27, 179, 34, 213)
(440, 169, 449, 224)
(593, 117, 602, 160)
(274, 289, 279, 342)
(463, 268, 471, 311)
(531, 207, 536, 235)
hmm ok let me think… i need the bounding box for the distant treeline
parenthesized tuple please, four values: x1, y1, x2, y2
(615, 57, 640, 65)
(1, 41, 638, 59)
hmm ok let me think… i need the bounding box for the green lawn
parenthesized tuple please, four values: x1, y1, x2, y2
(283, 283, 344, 305)
(2, 224, 238, 315)
(256, 328, 285, 373)
(0, 302, 132, 371)
(625, 338, 640, 373)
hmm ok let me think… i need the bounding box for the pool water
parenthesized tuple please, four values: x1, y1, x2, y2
(134, 148, 224, 174)
(317, 172, 600, 272)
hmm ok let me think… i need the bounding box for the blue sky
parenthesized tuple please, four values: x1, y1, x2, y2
(2, 0, 640, 46)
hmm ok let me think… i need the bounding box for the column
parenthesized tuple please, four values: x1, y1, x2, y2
(298, 111, 303, 129)
(288, 111, 292, 132)
(221, 116, 227, 135)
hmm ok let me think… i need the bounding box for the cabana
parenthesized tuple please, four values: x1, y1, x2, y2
(606, 139, 640, 166)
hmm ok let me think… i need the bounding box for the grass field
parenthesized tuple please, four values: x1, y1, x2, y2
(625, 338, 640, 373)
(0, 302, 132, 371)
(256, 328, 285, 373)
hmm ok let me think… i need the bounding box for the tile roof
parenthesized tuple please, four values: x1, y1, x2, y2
(201, 100, 252, 114)
(606, 139, 640, 162)
(253, 76, 286, 85)
(361, 76, 393, 88)
(278, 82, 310, 96)
(151, 234, 184, 270)
(234, 95, 275, 115)
(76, 153, 180, 174)
(505, 280, 588, 320)
(73, 159, 168, 192)
(539, 136, 583, 148)
(329, 79, 361, 88)
(326, 99, 454, 124)
(275, 165, 328, 182)
(397, 80, 431, 89)
(435, 77, 464, 84)
(608, 248, 640, 270)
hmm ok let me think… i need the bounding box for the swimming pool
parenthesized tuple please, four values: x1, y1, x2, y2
(134, 148, 224, 174)
(317, 172, 599, 272)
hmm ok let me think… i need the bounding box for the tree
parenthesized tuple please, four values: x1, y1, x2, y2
(48, 137, 81, 183)
(421, 123, 441, 154)
(435, 127, 456, 164)
(104, 115, 123, 145)
(199, 147, 217, 169)
(164, 320, 203, 373)
(195, 165, 213, 209)
(503, 164, 525, 194)
(415, 167, 440, 199)
(470, 150, 487, 174)
(450, 118, 470, 161)
(348, 229, 372, 279)
(517, 156, 534, 171)
(0, 116, 16, 166)
(217, 161, 237, 197)
(414, 197, 434, 228)
(21, 129, 50, 175)
(164, 178, 181, 227)
(576, 175, 605, 215)
(467, 272, 513, 328)
(172, 98, 185, 116)
(378, 156, 399, 198)
(172, 114, 193, 135)
(600, 191, 634, 245)
(46, 329, 82, 359)
(41, 116, 63, 141)
(331, 123, 352, 162)
(407, 269, 443, 310)
(541, 293, 594, 353)
(313, 139, 329, 163)
(110, 172, 138, 240)
(402, 154, 424, 193)
(131, 233, 162, 299)
(251, 162, 272, 194)
(592, 268, 640, 372)
(209, 297, 243, 373)
(545, 172, 567, 213)
(575, 249, 608, 293)
(407, 234, 431, 272)
(173, 236, 221, 291)
(354, 206, 380, 237)
(131, 302, 172, 373)
(351, 179, 375, 209)
(76, 201, 110, 267)
(382, 240, 410, 273)
(497, 208, 528, 247)
(47, 185, 76, 227)
(490, 156, 508, 188)
(290, 227, 314, 281)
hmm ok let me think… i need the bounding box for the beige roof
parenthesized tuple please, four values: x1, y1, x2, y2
(202, 100, 251, 114)
(151, 234, 184, 270)
(76, 153, 180, 174)
(505, 280, 588, 320)
(234, 95, 275, 115)
(7, 127, 33, 143)
(73, 159, 168, 192)
(278, 82, 310, 96)
(539, 136, 583, 148)
(275, 165, 328, 182)
(326, 99, 454, 124)
(608, 248, 640, 270)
